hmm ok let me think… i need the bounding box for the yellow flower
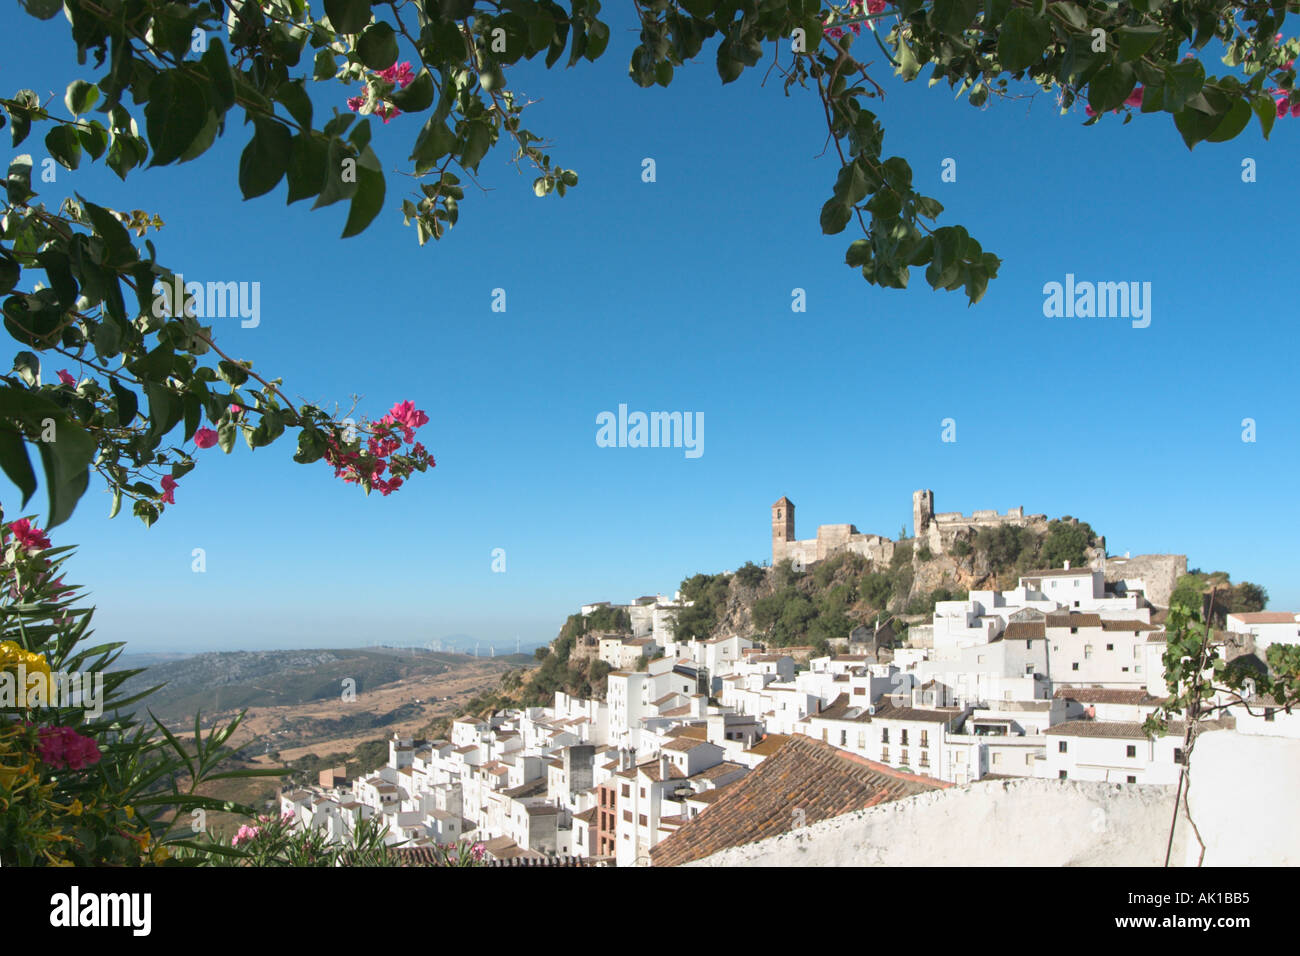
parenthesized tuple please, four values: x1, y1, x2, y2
(68, 799, 83, 816)
(124, 805, 135, 819)
(152, 845, 171, 865)
(0, 641, 52, 702)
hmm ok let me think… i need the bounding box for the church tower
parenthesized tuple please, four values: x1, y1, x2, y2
(772, 497, 795, 564)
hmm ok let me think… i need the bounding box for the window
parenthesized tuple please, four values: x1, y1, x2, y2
(639, 787, 645, 798)
(1106, 643, 1114, 651)
(1127, 776, 1137, 783)
(840, 730, 847, 747)
(1073, 601, 1080, 608)
(1084, 645, 1093, 659)
(1070, 627, 1078, 634)
(1058, 741, 1068, 753)
(881, 728, 890, 743)
(1126, 745, 1137, 758)
(1266, 708, 1276, 723)
(920, 731, 929, 748)
(900, 748, 909, 765)
(881, 747, 890, 763)
(901, 729, 909, 746)
(639, 814, 647, 826)
(1174, 748, 1185, 765)
(1025, 663, 1034, 675)
(622, 810, 632, 822)
(992, 752, 1002, 765)
(1072, 662, 1079, 671)
(858, 731, 867, 749)
(621, 784, 630, 798)
(1059, 770, 1068, 779)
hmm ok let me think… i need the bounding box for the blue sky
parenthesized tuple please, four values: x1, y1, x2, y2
(4, 6, 1297, 651)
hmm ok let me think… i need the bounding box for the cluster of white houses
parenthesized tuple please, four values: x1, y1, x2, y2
(281, 567, 1298, 866)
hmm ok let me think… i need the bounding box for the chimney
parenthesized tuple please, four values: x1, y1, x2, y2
(1063, 560, 1070, 570)
(659, 753, 671, 781)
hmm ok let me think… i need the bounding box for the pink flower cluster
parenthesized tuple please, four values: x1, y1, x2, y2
(825, 0, 889, 39)
(32, 725, 102, 770)
(231, 824, 261, 847)
(325, 400, 435, 497)
(1085, 86, 1145, 117)
(347, 61, 416, 124)
(7, 518, 52, 553)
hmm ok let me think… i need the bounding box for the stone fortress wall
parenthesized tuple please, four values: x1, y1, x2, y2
(773, 489, 1185, 608)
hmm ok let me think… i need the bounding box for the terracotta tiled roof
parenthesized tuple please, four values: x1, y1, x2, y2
(662, 737, 712, 752)
(650, 735, 946, 867)
(1229, 612, 1297, 624)
(1044, 720, 1149, 739)
(1003, 621, 1046, 640)
(1054, 688, 1166, 705)
(667, 725, 708, 740)
(1045, 613, 1103, 628)
(573, 807, 598, 824)
(744, 734, 790, 757)
(1100, 619, 1161, 631)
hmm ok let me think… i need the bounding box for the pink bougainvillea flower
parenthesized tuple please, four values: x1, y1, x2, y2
(866, 0, 887, 11)
(57, 369, 76, 386)
(160, 475, 178, 505)
(229, 404, 242, 416)
(375, 105, 402, 124)
(33, 726, 102, 770)
(378, 61, 416, 88)
(194, 427, 219, 449)
(10, 518, 52, 552)
(1124, 86, 1144, 108)
(346, 94, 366, 113)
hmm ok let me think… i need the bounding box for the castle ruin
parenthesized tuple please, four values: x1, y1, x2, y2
(772, 490, 1051, 568)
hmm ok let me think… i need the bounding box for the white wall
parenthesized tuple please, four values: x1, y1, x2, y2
(682, 730, 1300, 867)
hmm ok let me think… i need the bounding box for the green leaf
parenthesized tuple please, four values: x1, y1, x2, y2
(998, 8, 1052, 72)
(357, 22, 399, 70)
(238, 117, 293, 199)
(341, 145, 385, 238)
(1163, 59, 1205, 114)
(844, 239, 873, 267)
(1115, 25, 1165, 63)
(65, 80, 99, 116)
(1205, 97, 1252, 143)
(201, 39, 237, 114)
(110, 378, 138, 426)
(932, 0, 981, 34)
(1088, 62, 1136, 113)
(32, 418, 95, 528)
(144, 381, 183, 442)
(460, 121, 491, 172)
(819, 197, 853, 235)
(313, 137, 360, 208)
(217, 420, 237, 454)
(390, 70, 435, 112)
(45, 125, 82, 170)
(0, 426, 38, 507)
(276, 80, 314, 130)
(6, 154, 34, 205)
(145, 70, 209, 166)
(324, 0, 372, 34)
(78, 120, 109, 160)
(411, 116, 457, 174)
(286, 132, 328, 204)
(19, 0, 63, 19)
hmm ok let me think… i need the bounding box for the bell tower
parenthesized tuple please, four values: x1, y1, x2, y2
(772, 497, 795, 564)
